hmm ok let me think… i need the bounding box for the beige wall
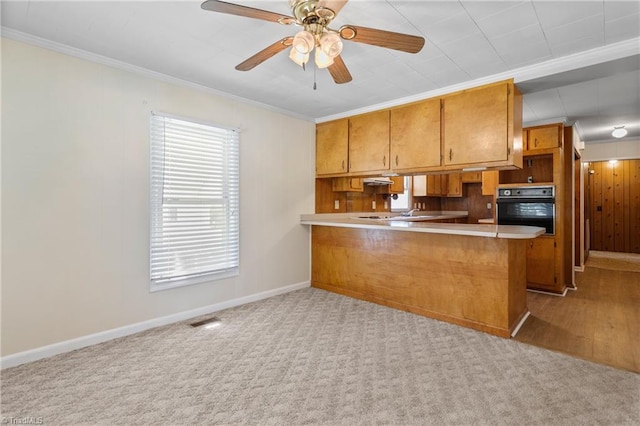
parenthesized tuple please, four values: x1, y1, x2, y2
(1, 38, 315, 356)
(582, 138, 640, 162)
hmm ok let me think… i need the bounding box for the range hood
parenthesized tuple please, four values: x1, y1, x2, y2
(363, 177, 394, 186)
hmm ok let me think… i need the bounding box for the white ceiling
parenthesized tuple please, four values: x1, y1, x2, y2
(2, 0, 639, 143)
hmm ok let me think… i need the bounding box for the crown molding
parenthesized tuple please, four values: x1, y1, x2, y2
(1, 27, 315, 123)
(316, 37, 640, 123)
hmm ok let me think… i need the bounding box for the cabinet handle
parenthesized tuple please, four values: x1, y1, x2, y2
(395, 155, 399, 166)
(342, 160, 345, 170)
(530, 241, 534, 248)
(383, 156, 386, 167)
(534, 138, 539, 147)
(449, 149, 453, 161)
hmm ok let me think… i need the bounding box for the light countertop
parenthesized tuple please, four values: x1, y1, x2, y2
(300, 212, 544, 239)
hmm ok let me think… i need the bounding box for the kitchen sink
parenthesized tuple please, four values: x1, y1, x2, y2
(353, 215, 438, 222)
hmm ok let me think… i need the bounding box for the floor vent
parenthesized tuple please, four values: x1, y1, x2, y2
(190, 316, 221, 328)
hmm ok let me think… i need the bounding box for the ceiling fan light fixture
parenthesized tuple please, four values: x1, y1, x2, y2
(315, 48, 334, 68)
(293, 30, 315, 54)
(612, 126, 628, 138)
(289, 47, 309, 66)
(320, 32, 343, 58)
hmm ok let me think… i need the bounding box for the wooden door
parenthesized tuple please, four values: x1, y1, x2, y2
(349, 111, 390, 173)
(589, 159, 640, 253)
(526, 125, 561, 151)
(316, 119, 348, 175)
(390, 99, 441, 171)
(442, 82, 508, 166)
(527, 237, 556, 290)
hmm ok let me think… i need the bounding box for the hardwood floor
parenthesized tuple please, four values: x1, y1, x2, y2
(515, 251, 640, 373)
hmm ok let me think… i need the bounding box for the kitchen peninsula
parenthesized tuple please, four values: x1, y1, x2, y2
(301, 213, 545, 338)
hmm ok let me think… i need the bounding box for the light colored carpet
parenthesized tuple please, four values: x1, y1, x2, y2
(2, 288, 638, 425)
(587, 250, 640, 272)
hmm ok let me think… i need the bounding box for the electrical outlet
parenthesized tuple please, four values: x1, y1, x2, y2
(334, 200, 340, 210)
(487, 202, 492, 209)
(384, 201, 388, 209)
(372, 200, 377, 210)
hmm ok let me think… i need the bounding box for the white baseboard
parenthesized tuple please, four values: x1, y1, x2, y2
(1, 281, 310, 369)
(574, 265, 585, 272)
(511, 311, 531, 337)
(526, 287, 569, 297)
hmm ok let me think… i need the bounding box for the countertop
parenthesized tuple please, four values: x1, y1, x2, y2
(300, 211, 545, 239)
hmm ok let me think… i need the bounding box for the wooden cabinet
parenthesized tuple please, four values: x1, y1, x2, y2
(349, 110, 390, 174)
(526, 124, 562, 152)
(388, 176, 405, 194)
(316, 119, 348, 176)
(526, 237, 556, 291)
(461, 172, 482, 183)
(427, 175, 444, 196)
(390, 99, 441, 172)
(442, 80, 522, 170)
(446, 173, 462, 197)
(332, 178, 363, 192)
(413, 174, 461, 197)
(481, 171, 499, 196)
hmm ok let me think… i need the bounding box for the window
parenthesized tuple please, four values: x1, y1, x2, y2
(150, 112, 239, 291)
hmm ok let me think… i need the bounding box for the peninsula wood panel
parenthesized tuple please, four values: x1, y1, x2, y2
(589, 159, 640, 253)
(311, 226, 528, 337)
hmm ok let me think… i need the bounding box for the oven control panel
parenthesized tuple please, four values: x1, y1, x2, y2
(497, 185, 554, 199)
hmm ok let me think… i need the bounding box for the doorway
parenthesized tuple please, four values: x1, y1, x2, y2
(587, 159, 640, 254)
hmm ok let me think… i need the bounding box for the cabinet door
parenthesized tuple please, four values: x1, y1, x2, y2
(461, 172, 482, 183)
(390, 99, 441, 171)
(446, 173, 462, 197)
(316, 119, 348, 175)
(443, 82, 509, 166)
(481, 171, 499, 196)
(427, 175, 444, 196)
(413, 175, 427, 197)
(527, 125, 561, 151)
(332, 177, 363, 192)
(388, 176, 405, 194)
(349, 111, 390, 173)
(527, 237, 556, 289)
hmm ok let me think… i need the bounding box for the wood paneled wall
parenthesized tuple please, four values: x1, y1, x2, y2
(588, 159, 640, 253)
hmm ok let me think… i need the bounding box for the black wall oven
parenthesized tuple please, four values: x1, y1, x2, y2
(496, 185, 555, 234)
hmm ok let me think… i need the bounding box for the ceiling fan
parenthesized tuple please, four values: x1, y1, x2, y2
(201, 0, 425, 84)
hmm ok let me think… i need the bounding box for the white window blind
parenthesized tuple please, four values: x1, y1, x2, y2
(150, 113, 239, 291)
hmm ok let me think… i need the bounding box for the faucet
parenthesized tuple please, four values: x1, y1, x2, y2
(402, 208, 420, 217)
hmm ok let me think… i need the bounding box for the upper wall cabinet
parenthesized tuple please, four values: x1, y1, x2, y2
(442, 80, 522, 171)
(525, 124, 563, 152)
(348, 110, 390, 174)
(390, 99, 441, 172)
(316, 118, 349, 176)
(315, 79, 523, 178)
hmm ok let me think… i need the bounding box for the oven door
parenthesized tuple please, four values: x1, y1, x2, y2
(496, 198, 555, 234)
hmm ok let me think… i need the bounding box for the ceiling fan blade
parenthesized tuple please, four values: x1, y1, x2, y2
(328, 55, 352, 84)
(235, 37, 293, 71)
(339, 25, 425, 54)
(317, 0, 348, 16)
(201, 0, 295, 25)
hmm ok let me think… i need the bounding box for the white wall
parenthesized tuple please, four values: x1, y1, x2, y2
(582, 138, 640, 162)
(1, 38, 315, 357)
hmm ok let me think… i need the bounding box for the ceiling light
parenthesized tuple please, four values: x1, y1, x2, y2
(289, 48, 309, 67)
(612, 126, 627, 138)
(320, 32, 343, 58)
(609, 159, 618, 164)
(315, 48, 334, 69)
(292, 30, 315, 54)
